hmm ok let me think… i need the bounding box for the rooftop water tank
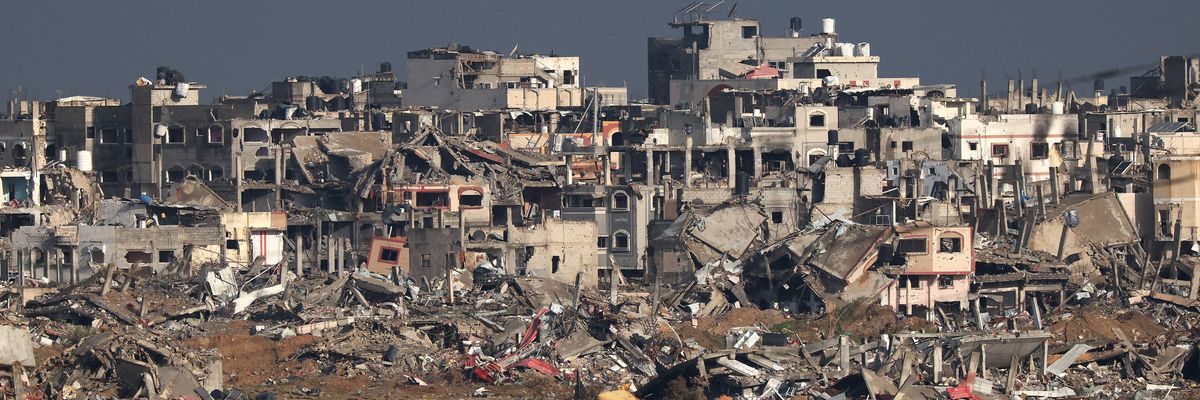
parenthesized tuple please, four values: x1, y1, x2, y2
(76, 150, 92, 172)
(855, 42, 871, 57)
(837, 43, 855, 57)
(1051, 101, 1065, 115)
(822, 18, 836, 34)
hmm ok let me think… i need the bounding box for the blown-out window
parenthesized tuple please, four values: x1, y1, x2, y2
(613, 231, 630, 251)
(612, 191, 629, 211)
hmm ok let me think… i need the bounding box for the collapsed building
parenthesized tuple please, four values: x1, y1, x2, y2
(1, 6, 1200, 400)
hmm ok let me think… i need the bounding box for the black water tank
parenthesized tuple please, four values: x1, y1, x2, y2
(328, 96, 346, 111)
(1024, 103, 1038, 114)
(1094, 79, 1105, 92)
(734, 171, 749, 196)
(371, 113, 387, 131)
(827, 129, 839, 146)
(789, 17, 803, 32)
(854, 148, 869, 166)
(835, 153, 853, 167)
(380, 62, 393, 73)
(305, 96, 324, 111)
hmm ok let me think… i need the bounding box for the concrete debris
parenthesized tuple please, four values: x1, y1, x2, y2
(1, 7, 1200, 400)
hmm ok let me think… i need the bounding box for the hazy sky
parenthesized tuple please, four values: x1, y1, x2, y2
(2, 0, 1198, 102)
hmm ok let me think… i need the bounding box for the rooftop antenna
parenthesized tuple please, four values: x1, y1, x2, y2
(727, 2, 738, 19)
(700, 0, 725, 20)
(674, 1, 703, 23)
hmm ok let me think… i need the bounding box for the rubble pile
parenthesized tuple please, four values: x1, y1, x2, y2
(5, 7, 1200, 400)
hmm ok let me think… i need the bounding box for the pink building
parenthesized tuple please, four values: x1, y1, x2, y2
(880, 222, 974, 315)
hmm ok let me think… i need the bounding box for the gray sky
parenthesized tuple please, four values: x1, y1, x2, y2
(2, 0, 1198, 102)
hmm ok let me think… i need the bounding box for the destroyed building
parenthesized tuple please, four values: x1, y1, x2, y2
(3, 5, 1200, 400)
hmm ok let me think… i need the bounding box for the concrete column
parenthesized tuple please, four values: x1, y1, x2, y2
(274, 145, 285, 208)
(70, 250, 78, 284)
(295, 234, 304, 278)
(336, 238, 346, 275)
(752, 144, 762, 181)
(663, 150, 672, 182)
(602, 154, 611, 186)
(1049, 167, 1060, 205)
(326, 235, 335, 274)
(838, 335, 850, 377)
(1036, 185, 1046, 220)
(645, 149, 654, 186)
(684, 136, 694, 187)
(564, 155, 573, 185)
(932, 340, 943, 383)
(904, 276, 912, 315)
(54, 249, 62, 284)
(726, 140, 736, 188)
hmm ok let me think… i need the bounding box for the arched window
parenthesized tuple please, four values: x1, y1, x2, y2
(808, 111, 826, 128)
(937, 232, 964, 253)
(459, 188, 484, 208)
(208, 166, 224, 181)
(612, 230, 630, 252)
(1159, 164, 1171, 181)
(806, 149, 827, 166)
(611, 191, 630, 211)
(188, 165, 204, 179)
(165, 166, 185, 183)
(12, 143, 26, 166)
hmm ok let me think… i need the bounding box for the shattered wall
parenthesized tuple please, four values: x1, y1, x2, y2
(508, 218, 599, 287)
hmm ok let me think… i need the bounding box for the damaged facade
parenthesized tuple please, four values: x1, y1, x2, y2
(1, 6, 1200, 400)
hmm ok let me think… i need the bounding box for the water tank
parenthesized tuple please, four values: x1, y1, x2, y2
(305, 95, 324, 111)
(371, 113, 387, 131)
(841, 43, 855, 57)
(854, 42, 871, 57)
(854, 148, 870, 166)
(1093, 79, 1105, 92)
(328, 96, 346, 111)
(76, 150, 93, 172)
(350, 78, 363, 93)
(827, 129, 839, 146)
(822, 18, 836, 34)
(173, 82, 190, 98)
(835, 153, 854, 167)
(822, 75, 841, 86)
(1051, 101, 1065, 115)
(58, 149, 67, 162)
(380, 62, 393, 73)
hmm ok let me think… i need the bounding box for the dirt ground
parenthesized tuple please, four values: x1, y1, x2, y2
(1050, 307, 1169, 345)
(174, 320, 590, 399)
(677, 302, 938, 349)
